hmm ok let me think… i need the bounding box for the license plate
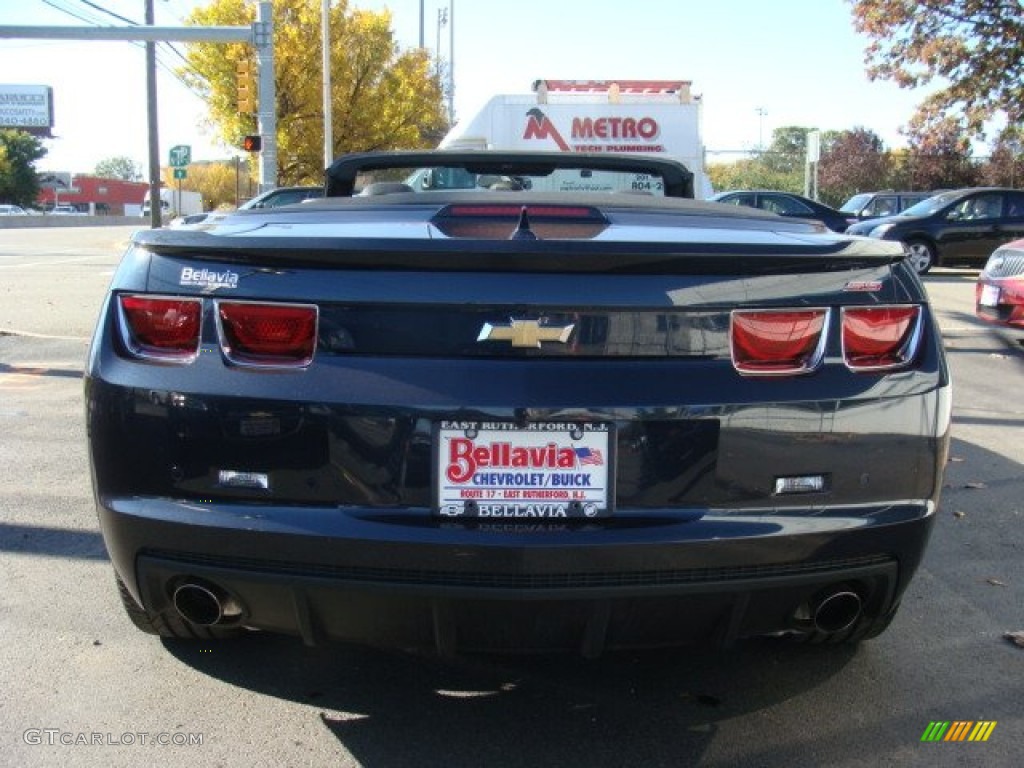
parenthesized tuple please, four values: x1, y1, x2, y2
(435, 421, 613, 519)
(979, 284, 1001, 307)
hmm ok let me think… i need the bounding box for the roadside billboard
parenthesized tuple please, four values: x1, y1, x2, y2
(0, 85, 54, 137)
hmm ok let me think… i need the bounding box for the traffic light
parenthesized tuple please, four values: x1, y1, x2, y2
(241, 135, 262, 152)
(236, 58, 256, 114)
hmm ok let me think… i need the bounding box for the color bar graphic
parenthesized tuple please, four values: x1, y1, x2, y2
(921, 721, 997, 742)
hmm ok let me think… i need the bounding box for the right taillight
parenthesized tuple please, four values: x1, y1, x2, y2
(841, 305, 922, 371)
(118, 295, 202, 363)
(730, 308, 829, 376)
(216, 301, 318, 368)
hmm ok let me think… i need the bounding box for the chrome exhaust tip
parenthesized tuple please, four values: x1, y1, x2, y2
(172, 580, 242, 626)
(812, 590, 863, 634)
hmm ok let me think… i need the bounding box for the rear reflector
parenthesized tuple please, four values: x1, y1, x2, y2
(730, 309, 828, 375)
(118, 295, 202, 363)
(216, 301, 318, 368)
(841, 305, 922, 371)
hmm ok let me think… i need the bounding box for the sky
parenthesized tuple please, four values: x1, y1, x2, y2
(0, 0, 945, 175)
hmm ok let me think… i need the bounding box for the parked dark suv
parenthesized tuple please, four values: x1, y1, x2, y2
(840, 191, 933, 221)
(847, 188, 1024, 274)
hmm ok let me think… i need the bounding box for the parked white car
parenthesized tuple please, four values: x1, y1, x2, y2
(50, 204, 86, 216)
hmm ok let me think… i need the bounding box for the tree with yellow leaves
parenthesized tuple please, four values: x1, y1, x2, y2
(181, 0, 448, 185)
(162, 160, 254, 211)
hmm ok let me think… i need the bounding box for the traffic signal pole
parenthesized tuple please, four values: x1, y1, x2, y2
(254, 2, 276, 194)
(0, 3, 278, 219)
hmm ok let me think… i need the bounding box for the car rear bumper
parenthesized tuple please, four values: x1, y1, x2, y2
(976, 278, 1024, 329)
(101, 496, 936, 652)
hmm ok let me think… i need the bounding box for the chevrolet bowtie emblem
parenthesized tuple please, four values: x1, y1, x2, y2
(477, 319, 575, 348)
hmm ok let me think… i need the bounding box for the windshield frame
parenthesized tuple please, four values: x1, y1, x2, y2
(326, 150, 696, 198)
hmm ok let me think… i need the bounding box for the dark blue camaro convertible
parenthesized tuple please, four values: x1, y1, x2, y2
(85, 151, 950, 655)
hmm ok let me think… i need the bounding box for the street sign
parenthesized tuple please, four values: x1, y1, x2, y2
(173, 168, 187, 180)
(806, 131, 821, 163)
(169, 145, 191, 167)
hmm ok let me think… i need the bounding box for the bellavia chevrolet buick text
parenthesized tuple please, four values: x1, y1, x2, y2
(86, 151, 950, 656)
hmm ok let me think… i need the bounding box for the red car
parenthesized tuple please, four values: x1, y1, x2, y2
(976, 238, 1024, 330)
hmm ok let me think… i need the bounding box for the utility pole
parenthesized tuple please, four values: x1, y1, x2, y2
(755, 106, 767, 153)
(145, 0, 160, 229)
(322, 0, 332, 171)
(448, 1, 454, 125)
(418, 0, 424, 48)
(435, 6, 447, 82)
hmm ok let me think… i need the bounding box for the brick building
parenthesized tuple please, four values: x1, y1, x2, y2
(37, 176, 150, 215)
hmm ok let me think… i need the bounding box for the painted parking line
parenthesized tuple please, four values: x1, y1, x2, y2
(0, 329, 90, 341)
(0, 255, 112, 269)
(0, 362, 84, 390)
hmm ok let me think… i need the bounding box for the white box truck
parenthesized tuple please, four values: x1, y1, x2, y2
(141, 188, 203, 219)
(434, 79, 711, 198)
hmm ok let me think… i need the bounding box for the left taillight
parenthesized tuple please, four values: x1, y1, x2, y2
(216, 301, 318, 368)
(730, 308, 829, 376)
(841, 305, 922, 371)
(118, 295, 202, 363)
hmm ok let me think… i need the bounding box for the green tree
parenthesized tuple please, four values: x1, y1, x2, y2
(708, 126, 813, 194)
(0, 130, 47, 207)
(849, 0, 1024, 137)
(162, 159, 252, 210)
(181, 0, 448, 185)
(708, 157, 803, 194)
(94, 156, 142, 181)
(762, 125, 811, 174)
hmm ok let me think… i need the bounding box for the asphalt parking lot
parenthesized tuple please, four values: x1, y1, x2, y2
(0, 226, 1021, 767)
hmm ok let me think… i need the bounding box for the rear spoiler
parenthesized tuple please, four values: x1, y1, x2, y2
(324, 150, 696, 199)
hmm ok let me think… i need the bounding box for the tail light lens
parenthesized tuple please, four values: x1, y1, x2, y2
(841, 305, 922, 371)
(731, 309, 828, 375)
(216, 301, 318, 368)
(118, 295, 202, 363)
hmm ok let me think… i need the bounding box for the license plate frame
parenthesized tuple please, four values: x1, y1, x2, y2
(434, 421, 614, 519)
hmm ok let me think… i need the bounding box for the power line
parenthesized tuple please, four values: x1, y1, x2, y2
(41, 0, 102, 26)
(73, 0, 138, 26)
(38, 0, 200, 93)
(71, 0, 191, 66)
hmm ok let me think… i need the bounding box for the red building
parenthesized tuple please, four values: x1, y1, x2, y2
(37, 175, 150, 215)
